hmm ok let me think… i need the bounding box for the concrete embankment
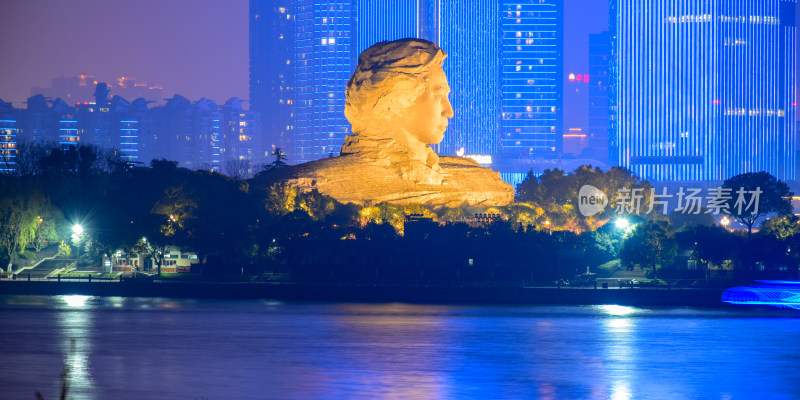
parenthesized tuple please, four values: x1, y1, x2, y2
(0, 281, 728, 307)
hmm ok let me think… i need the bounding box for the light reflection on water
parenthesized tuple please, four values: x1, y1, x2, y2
(0, 296, 799, 399)
(603, 317, 634, 400)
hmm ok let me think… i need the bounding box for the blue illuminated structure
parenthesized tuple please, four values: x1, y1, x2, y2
(722, 281, 800, 310)
(249, 1, 294, 156)
(0, 118, 17, 173)
(192, 99, 223, 172)
(221, 98, 262, 176)
(119, 120, 139, 162)
(58, 118, 79, 148)
(587, 30, 611, 163)
(612, 0, 797, 181)
(500, 0, 564, 159)
(211, 117, 221, 172)
(292, 0, 355, 163)
(440, 0, 502, 156)
(354, 0, 418, 54)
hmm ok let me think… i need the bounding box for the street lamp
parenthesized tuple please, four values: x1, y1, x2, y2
(72, 224, 83, 268)
(720, 216, 731, 230)
(544, 220, 551, 235)
(615, 218, 630, 230)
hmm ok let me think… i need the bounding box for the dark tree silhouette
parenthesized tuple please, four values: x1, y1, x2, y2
(223, 159, 252, 180)
(722, 172, 792, 237)
(620, 220, 677, 277)
(265, 148, 288, 171)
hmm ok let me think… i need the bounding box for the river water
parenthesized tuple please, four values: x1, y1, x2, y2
(1, 295, 799, 400)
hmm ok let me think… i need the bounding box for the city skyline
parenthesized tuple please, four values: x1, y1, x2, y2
(0, 1, 608, 125)
(3, 1, 798, 182)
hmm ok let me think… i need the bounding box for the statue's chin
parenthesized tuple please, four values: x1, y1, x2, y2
(419, 130, 445, 145)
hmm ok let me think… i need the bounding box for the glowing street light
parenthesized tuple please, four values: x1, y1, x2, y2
(544, 219, 551, 235)
(721, 216, 731, 229)
(615, 218, 630, 230)
(72, 224, 84, 268)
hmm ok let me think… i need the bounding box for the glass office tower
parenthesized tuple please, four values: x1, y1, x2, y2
(499, 0, 564, 159)
(613, 0, 797, 181)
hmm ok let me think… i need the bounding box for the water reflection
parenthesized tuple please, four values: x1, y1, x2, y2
(310, 303, 449, 398)
(62, 294, 90, 308)
(57, 295, 95, 400)
(0, 297, 799, 399)
(597, 304, 640, 317)
(601, 308, 636, 400)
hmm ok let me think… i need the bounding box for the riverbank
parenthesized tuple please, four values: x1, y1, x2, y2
(0, 280, 728, 307)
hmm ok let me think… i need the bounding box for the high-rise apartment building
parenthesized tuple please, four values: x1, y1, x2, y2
(0, 100, 17, 173)
(587, 30, 611, 163)
(354, 0, 418, 54)
(613, 0, 797, 181)
(292, 1, 356, 163)
(499, 0, 564, 159)
(221, 97, 262, 177)
(249, 1, 294, 158)
(440, 1, 502, 157)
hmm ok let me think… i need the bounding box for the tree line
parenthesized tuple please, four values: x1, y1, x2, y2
(1, 145, 797, 282)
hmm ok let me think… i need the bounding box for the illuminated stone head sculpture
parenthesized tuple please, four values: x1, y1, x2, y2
(274, 38, 514, 207)
(344, 39, 454, 146)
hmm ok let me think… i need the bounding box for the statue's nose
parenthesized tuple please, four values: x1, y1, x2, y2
(443, 100, 454, 119)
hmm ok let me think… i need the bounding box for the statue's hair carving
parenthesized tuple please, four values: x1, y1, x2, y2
(345, 38, 447, 134)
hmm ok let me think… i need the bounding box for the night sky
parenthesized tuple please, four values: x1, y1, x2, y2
(0, 0, 249, 107)
(0, 1, 608, 129)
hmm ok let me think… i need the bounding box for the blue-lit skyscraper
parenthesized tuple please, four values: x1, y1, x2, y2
(293, 1, 355, 163)
(499, 0, 564, 159)
(354, 0, 418, 54)
(440, 1, 502, 156)
(58, 118, 79, 149)
(249, 1, 294, 158)
(587, 31, 611, 163)
(613, 0, 797, 181)
(118, 119, 139, 163)
(0, 100, 17, 173)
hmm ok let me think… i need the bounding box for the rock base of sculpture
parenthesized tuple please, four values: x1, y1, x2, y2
(271, 152, 514, 208)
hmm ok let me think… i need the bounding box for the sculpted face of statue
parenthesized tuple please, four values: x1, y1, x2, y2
(403, 66, 454, 144)
(344, 39, 454, 148)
